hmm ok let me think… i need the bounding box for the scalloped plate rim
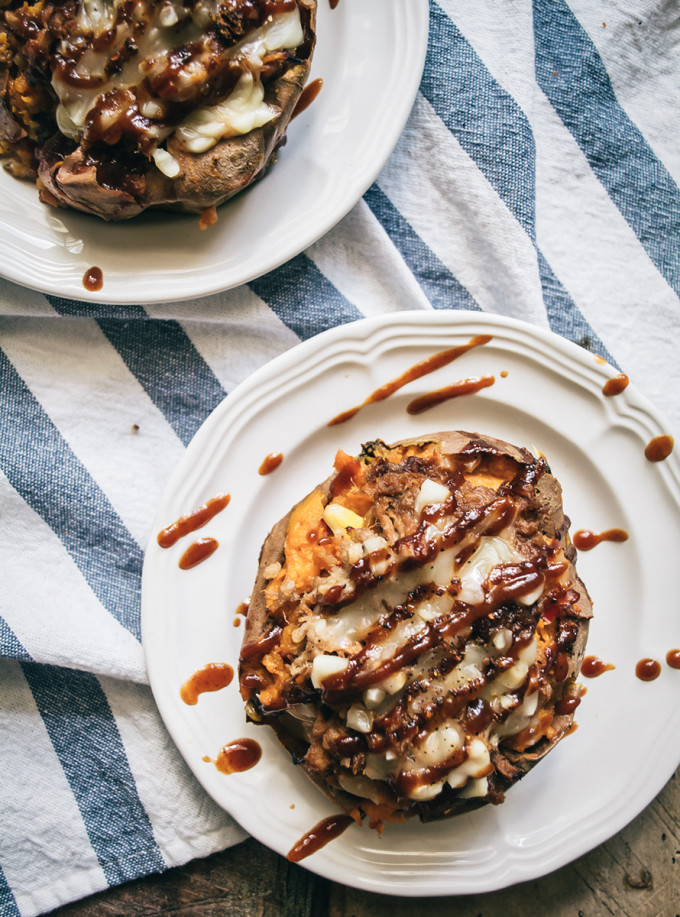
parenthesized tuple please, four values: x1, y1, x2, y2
(142, 311, 680, 896)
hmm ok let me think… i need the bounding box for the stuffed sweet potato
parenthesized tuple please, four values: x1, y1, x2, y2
(239, 431, 592, 827)
(0, 0, 316, 219)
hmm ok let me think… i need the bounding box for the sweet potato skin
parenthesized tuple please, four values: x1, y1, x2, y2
(240, 431, 593, 824)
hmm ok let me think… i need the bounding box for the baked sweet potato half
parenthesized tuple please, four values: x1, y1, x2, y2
(239, 431, 592, 828)
(0, 0, 316, 219)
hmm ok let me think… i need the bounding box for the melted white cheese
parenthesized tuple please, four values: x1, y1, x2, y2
(152, 147, 180, 177)
(355, 635, 542, 801)
(446, 738, 491, 789)
(175, 71, 273, 153)
(79, 0, 119, 31)
(54, 5, 303, 163)
(307, 546, 457, 654)
(307, 512, 550, 802)
(308, 526, 539, 659)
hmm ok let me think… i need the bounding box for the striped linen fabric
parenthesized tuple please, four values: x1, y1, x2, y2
(1, 1, 678, 914)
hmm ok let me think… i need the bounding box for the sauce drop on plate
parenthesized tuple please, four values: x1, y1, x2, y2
(287, 814, 354, 862)
(666, 649, 680, 669)
(214, 738, 262, 774)
(259, 452, 284, 475)
(178, 537, 219, 569)
(180, 663, 234, 705)
(581, 655, 615, 678)
(572, 528, 628, 551)
(293, 77, 323, 118)
(83, 266, 103, 291)
(157, 493, 230, 548)
(645, 435, 674, 462)
(635, 658, 661, 681)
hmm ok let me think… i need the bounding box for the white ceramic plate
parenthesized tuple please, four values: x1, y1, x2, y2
(0, 0, 428, 305)
(142, 311, 680, 895)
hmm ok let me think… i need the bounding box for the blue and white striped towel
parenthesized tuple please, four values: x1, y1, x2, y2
(1, 2, 679, 914)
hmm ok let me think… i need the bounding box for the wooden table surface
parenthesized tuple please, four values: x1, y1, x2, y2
(49, 767, 678, 917)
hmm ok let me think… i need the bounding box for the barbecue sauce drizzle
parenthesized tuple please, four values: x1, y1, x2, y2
(572, 528, 628, 551)
(406, 375, 495, 415)
(328, 335, 493, 426)
(157, 493, 230, 547)
(178, 536, 219, 569)
(180, 663, 234, 704)
(287, 814, 354, 862)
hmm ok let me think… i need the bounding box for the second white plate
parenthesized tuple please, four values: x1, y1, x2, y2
(142, 311, 680, 895)
(0, 0, 428, 304)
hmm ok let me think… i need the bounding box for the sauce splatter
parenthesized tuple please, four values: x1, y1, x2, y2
(157, 493, 230, 548)
(665, 649, 680, 670)
(214, 738, 262, 774)
(645, 435, 674, 462)
(83, 266, 103, 291)
(581, 655, 615, 678)
(602, 373, 629, 396)
(555, 694, 582, 715)
(328, 335, 493, 426)
(287, 814, 354, 862)
(233, 601, 248, 628)
(178, 537, 219, 569)
(635, 658, 661, 681)
(240, 625, 283, 663)
(406, 376, 495, 415)
(180, 663, 234, 705)
(259, 452, 284, 475)
(293, 78, 323, 118)
(572, 528, 629, 551)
